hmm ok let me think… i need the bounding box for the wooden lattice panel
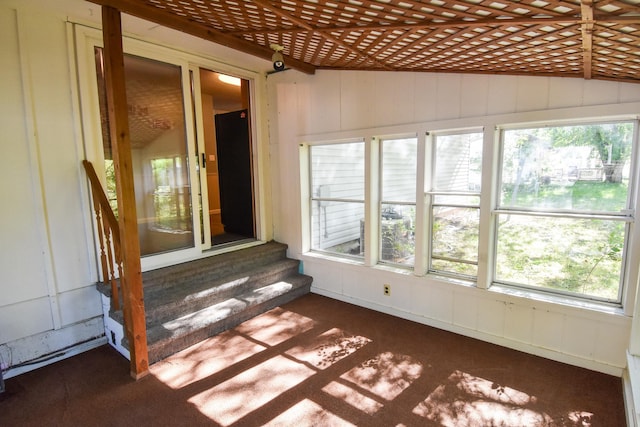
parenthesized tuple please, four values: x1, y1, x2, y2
(145, 0, 296, 32)
(594, 0, 640, 17)
(369, 22, 586, 75)
(96, 0, 640, 83)
(592, 21, 640, 80)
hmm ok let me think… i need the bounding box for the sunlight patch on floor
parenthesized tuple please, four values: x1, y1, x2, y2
(142, 301, 605, 426)
(236, 308, 316, 346)
(189, 355, 315, 425)
(322, 380, 384, 415)
(285, 327, 371, 369)
(341, 352, 423, 401)
(263, 398, 357, 426)
(412, 370, 553, 426)
(150, 331, 266, 389)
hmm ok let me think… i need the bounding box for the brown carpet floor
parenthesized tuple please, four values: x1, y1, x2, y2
(1, 294, 626, 426)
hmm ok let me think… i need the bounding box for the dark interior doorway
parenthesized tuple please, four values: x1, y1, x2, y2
(198, 69, 255, 247)
(214, 109, 255, 239)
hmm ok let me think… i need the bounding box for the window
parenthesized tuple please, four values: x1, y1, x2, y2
(380, 137, 418, 266)
(104, 159, 118, 216)
(150, 156, 192, 233)
(310, 142, 365, 258)
(304, 118, 638, 306)
(495, 121, 635, 302)
(94, 47, 195, 257)
(429, 131, 483, 278)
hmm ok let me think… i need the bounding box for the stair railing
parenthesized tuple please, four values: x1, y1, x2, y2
(83, 160, 122, 311)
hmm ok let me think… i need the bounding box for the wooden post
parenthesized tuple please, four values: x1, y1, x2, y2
(101, 5, 149, 379)
(581, 0, 594, 80)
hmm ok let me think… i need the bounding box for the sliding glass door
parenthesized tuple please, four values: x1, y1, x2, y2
(76, 26, 264, 271)
(94, 48, 198, 261)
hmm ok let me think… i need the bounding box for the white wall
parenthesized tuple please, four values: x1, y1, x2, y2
(267, 69, 640, 375)
(0, 0, 277, 377)
(0, 5, 104, 377)
(2, 0, 639, 381)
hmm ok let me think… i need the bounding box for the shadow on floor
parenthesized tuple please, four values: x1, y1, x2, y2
(1, 294, 626, 426)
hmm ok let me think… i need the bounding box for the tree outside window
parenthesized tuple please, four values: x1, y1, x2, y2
(495, 122, 634, 302)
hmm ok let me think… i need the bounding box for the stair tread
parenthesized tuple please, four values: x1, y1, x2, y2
(142, 258, 300, 303)
(146, 274, 312, 346)
(110, 259, 302, 325)
(98, 242, 289, 299)
(141, 241, 288, 286)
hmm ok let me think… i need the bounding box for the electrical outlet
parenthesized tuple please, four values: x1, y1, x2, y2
(383, 284, 391, 296)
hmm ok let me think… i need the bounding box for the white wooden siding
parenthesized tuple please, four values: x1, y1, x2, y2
(0, 4, 104, 376)
(382, 138, 417, 203)
(310, 143, 365, 250)
(269, 68, 640, 374)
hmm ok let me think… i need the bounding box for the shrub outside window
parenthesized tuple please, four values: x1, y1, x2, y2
(429, 131, 483, 278)
(495, 122, 635, 302)
(380, 137, 418, 266)
(310, 142, 365, 258)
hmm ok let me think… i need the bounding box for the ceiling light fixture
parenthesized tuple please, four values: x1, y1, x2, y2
(218, 73, 241, 86)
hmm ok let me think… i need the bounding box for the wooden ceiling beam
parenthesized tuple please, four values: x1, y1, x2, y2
(321, 16, 581, 32)
(86, 0, 316, 74)
(593, 15, 640, 24)
(581, 0, 594, 80)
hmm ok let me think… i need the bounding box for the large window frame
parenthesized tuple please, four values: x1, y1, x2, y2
(308, 140, 366, 260)
(493, 120, 638, 304)
(427, 129, 484, 280)
(303, 116, 640, 309)
(379, 136, 418, 268)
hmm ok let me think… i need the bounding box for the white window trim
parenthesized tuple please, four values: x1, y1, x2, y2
(427, 128, 484, 279)
(306, 139, 368, 262)
(492, 119, 639, 306)
(378, 134, 419, 269)
(299, 105, 640, 314)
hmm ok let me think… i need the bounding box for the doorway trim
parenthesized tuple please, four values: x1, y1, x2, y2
(74, 24, 271, 272)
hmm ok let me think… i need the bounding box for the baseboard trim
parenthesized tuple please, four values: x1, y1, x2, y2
(310, 287, 624, 377)
(3, 336, 107, 379)
(625, 352, 640, 427)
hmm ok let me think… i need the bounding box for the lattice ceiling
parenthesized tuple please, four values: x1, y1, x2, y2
(91, 0, 640, 82)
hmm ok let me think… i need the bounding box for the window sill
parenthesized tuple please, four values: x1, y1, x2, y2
(303, 250, 476, 285)
(303, 250, 628, 316)
(488, 283, 625, 316)
(303, 250, 365, 266)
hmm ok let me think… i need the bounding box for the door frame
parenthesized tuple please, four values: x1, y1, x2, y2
(188, 59, 269, 252)
(75, 24, 270, 272)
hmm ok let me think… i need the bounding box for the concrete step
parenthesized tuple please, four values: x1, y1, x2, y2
(147, 274, 312, 363)
(100, 241, 312, 364)
(114, 258, 302, 326)
(141, 241, 289, 290)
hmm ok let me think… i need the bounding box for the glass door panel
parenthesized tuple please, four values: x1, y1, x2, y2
(95, 48, 194, 256)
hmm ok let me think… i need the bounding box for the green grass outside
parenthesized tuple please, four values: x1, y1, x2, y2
(495, 181, 628, 300)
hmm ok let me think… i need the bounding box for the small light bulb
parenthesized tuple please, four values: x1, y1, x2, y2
(218, 74, 241, 86)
